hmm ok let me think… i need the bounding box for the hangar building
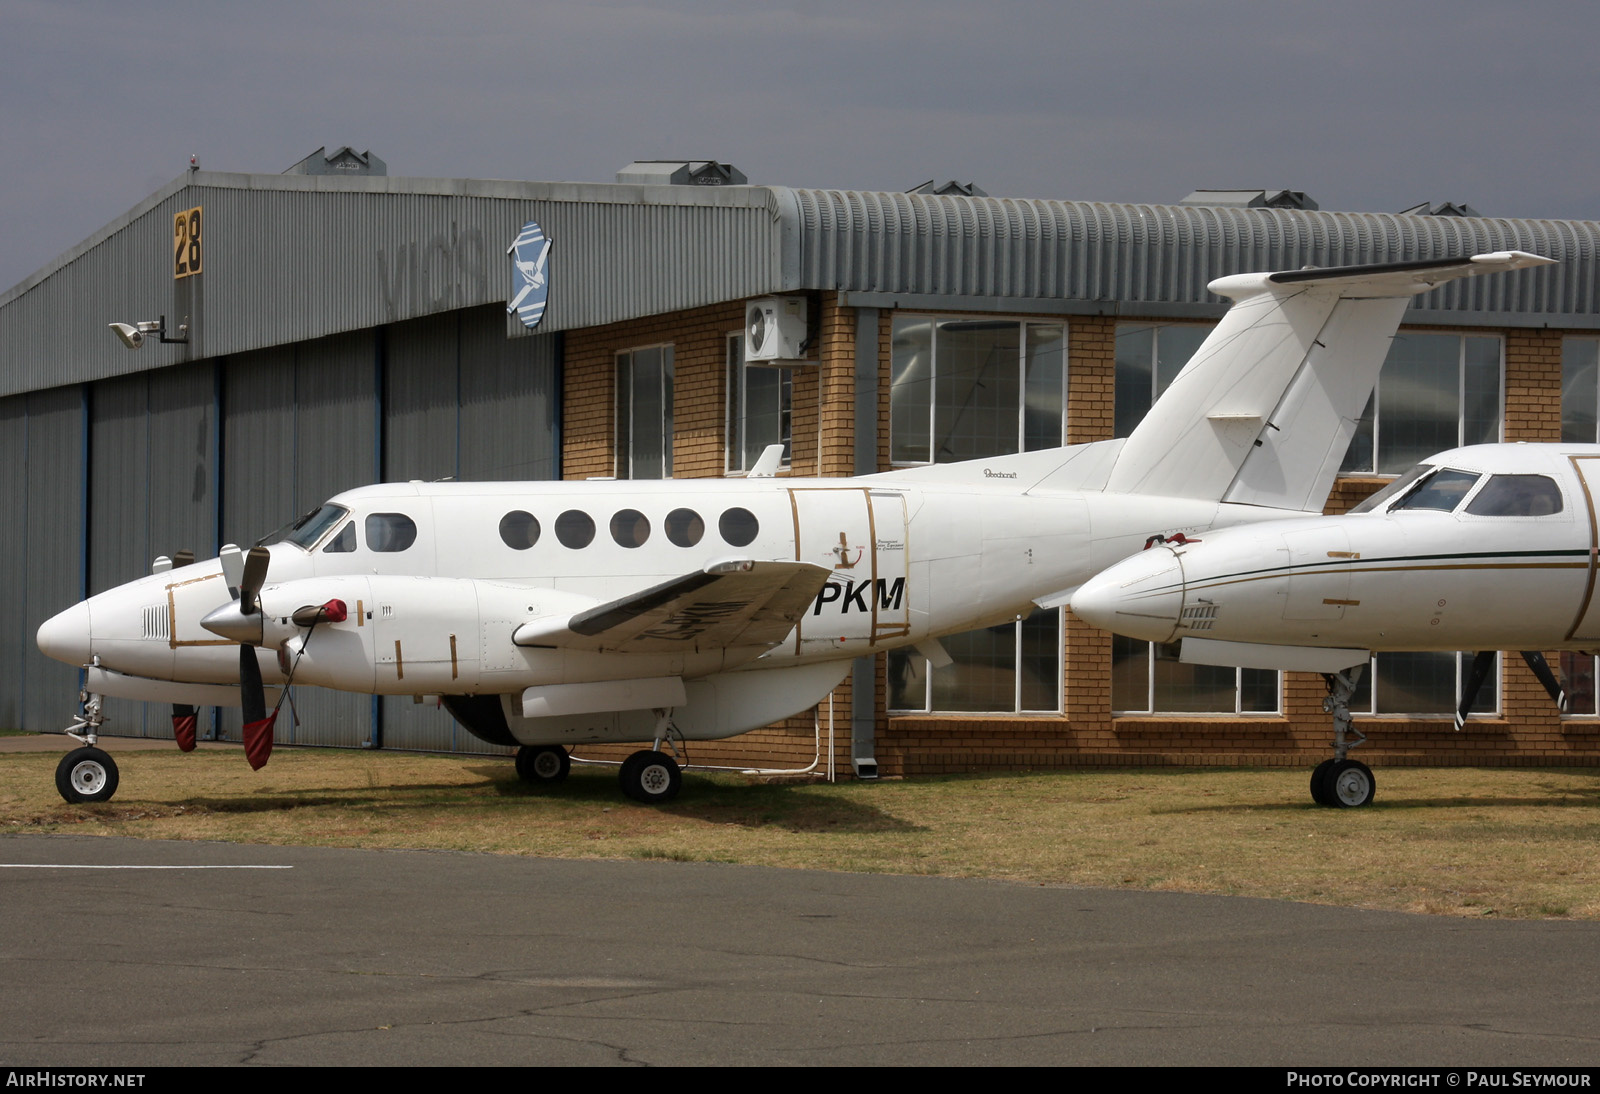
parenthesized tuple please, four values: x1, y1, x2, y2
(5, 155, 1599, 775)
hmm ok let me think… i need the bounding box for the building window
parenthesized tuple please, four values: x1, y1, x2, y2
(726, 333, 791, 473)
(617, 345, 673, 478)
(1111, 637, 1280, 714)
(1561, 337, 1600, 442)
(887, 609, 1061, 713)
(1114, 323, 1214, 438)
(1345, 652, 1497, 717)
(1560, 653, 1598, 716)
(890, 317, 1066, 464)
(1340, 333, 1502, 475)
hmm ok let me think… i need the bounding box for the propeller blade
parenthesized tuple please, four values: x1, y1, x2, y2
(1520, 650, 1569, 713)
(239, 546, 271, 615)
(173, 549, 195, 568)
(240, 645, 266, 725)
(219, 544, 245, 592)
(1455, 650, 1496, 731)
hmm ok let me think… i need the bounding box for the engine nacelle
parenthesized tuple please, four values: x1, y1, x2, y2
(255, 576, 595, 695)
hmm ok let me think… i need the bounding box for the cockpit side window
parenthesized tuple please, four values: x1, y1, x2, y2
(322, 522, 357, 553)
(1349, 464, 1433, 514)
(1464, 474, 1565, 517)
(282, 504, 350, 551)
(366, 513, 418, 552)
(1389, 468, 1482, 513)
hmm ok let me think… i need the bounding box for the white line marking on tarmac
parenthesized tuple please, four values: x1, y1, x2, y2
(0, 864, 292, 870)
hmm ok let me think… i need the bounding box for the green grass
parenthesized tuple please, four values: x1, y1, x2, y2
(3, 743, 1599, 918)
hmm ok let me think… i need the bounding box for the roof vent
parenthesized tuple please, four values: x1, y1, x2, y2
(284, 146, 387, 176)
(616, 160, 747, 186)
(1180, 189, 1319, 211)
(1397, 200, 1483, 218)
(907, 179, 988, 197)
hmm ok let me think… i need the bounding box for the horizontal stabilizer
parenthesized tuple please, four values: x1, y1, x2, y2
(1106, 251, 1554, 508)
(513, 559, 832, 653)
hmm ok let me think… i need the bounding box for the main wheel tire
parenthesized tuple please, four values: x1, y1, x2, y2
(1310, 759, 1337, 807)
(55, 747, 119, 804)
(1327, 759, 1375, 809)
(515, 745, 570, 784)
(619, 749, 682, 804)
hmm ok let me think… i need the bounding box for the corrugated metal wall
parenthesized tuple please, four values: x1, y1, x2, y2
(0, 396, 28, 728)
(1, 307, 559, 754)
(22, 388, 85, 733)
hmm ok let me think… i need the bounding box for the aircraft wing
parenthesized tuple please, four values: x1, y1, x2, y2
(511, 559, 832, 653)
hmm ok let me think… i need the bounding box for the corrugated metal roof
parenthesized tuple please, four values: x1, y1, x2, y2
(782, 190, 1598, 319)
(4, 172, 1599, 398)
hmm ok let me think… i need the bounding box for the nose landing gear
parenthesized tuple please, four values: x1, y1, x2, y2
(55, 690, 120, 804)
(1311, 667, 1375, 808)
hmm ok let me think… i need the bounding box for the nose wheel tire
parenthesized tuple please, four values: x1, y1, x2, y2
(1310, 759, 1336, 806)
(619, 749, 682, 804)
(514, 745, 570, 784)
(55, 747, 119, 804)
(1322, 759, 1375, 808)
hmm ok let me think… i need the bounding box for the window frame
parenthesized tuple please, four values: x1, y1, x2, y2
(1340, 331, 1505, 477)
(616, 343, 674, 479)
(1113, 321, 1216, 439)
(1111, 637, 1281, 716)
(886, 609, 1063, 715)
(1346, 651, 1500, 719)
(888, 314, 1068, 466)
(725, 332, 793, 475)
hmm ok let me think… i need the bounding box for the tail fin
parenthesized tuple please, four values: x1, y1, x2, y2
(1104, 252, 1554, 509)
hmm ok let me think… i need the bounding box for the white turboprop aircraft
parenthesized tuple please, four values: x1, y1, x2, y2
(1072, 440, 1600, 809)
(36, 252, 1551, 805)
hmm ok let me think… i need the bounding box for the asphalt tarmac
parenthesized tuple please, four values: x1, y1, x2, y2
(2, 834, 1598, 1067)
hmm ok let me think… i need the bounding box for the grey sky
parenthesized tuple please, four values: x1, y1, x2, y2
(4, 0, 1596, 293)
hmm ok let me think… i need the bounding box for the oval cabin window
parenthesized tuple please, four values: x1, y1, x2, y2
(665, 508, 704, 547)
(610, 509, 650, 548)
(555, 510, 596, 549)
(499, 510, 540, 550)
(719, 507, 759, 547)
(365, 513, 418, 552)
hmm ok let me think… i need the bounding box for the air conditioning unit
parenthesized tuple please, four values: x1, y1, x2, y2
(744, 296, 809, 364)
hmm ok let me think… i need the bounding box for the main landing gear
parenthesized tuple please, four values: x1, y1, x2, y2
(514, 745, 571, 785)
(617, 709, 685, 804)
(511, 708, 686, 804)
(55, 691, 121, 804)
(1310, 667, 1375, 809)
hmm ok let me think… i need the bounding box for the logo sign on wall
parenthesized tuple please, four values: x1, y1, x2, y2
(506, 220, 552, 330)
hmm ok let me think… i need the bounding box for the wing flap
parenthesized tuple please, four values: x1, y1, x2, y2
(512, 559, 832, 653)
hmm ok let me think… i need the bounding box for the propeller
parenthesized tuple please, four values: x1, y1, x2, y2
(204, 544, 276, 769)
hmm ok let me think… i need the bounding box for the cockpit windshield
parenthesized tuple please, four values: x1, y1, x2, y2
(1349, 464, 1433, 514)
(280, 503, 350, 550)
(1389, 469, 1482, 513)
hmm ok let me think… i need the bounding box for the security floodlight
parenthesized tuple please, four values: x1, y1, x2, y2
(107, 314, 188, 350)
(109, 323, 144, 349)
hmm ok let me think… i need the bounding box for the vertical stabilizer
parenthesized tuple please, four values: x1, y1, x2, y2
(1104, 252, 1553, 508)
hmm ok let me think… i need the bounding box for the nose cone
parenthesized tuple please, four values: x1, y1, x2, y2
(37, 601, 93, 666)
(1072, 547, 1186, 642)
(200, 601, 263, 645)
